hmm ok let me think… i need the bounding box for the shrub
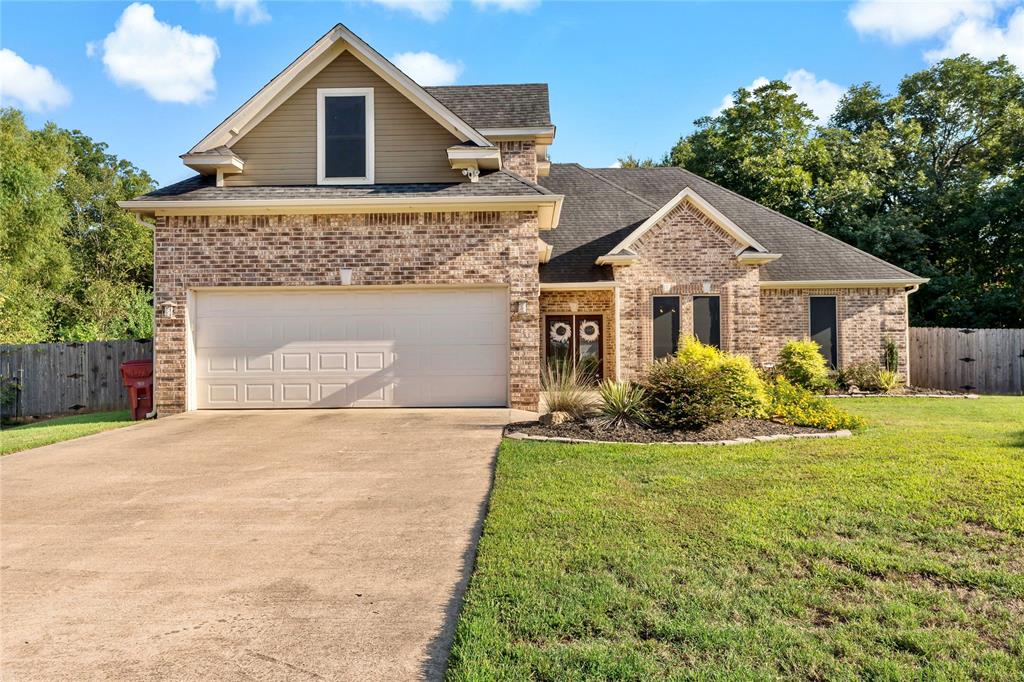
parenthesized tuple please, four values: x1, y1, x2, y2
(777, 339, 833, 392)
(677, 334, 721, 366)
(766, 376, 866, 431)
(875, 369, 900, 393)
(596, 379, 648, 429)
(640, 359, 735, 431)
(838, 361, 902, 393)
(677, 336, 768, 419)
(883, 338, 899, 373)
(541, 361, 595, 420)
(838, 361, 884, 391)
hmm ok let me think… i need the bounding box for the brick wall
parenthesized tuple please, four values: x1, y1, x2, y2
(759, 287, 909, 379)
(539, 289, 617, 379)
(153, 211, 540, 414)
(612, 201, 761, 380)
(498, 141, 538, 183)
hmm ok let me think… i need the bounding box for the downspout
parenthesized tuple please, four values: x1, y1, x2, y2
(614, 285, 622, 380)
(903, 283, 920, 385)
(145, 216, 157, 419)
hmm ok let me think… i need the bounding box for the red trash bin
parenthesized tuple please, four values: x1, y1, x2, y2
(120, 359, 154, 420)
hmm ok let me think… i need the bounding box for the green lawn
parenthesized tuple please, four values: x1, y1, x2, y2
(1, 411, 135, 455)
(449, 397, 1024, 681)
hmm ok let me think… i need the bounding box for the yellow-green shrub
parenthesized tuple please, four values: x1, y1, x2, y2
(676, 336, 768, 419)
(777, 339, 834, 392)
(766, 376, 866, 431)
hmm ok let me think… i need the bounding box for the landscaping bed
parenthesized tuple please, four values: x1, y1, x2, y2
(507, 417, 827, 443)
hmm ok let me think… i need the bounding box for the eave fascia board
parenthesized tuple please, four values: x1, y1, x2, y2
(190, 23, 492, 153)
(736, 252, 782, 265)
(760, 278, 930, 289)
(537, 237, 553, 263)
(595, 254, 640, 266)
(478, 126, 556, 144)
(118, 194, 564, 227)
(540, 282, 620, 291)
(605, 187, 768, 258)
(447, 146, 501, 171)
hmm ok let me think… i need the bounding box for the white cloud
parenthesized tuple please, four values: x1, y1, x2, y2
(783, 69, 847, 122)
(848, 0, 1002, 43)
(207, 0, 270, 24)
(849, 0, 1024, 69)
(471, 0, 541, 12)
(924, 7, 1024, 66)
(0, 48, 71, 112)
(93, 3, 218, 104)
(712, 76, 769, 115)
(369, 0, 452, 22)
(609, 160, 622, 168)
(392, 51, 463, 85)
(713, 71, 845, 122)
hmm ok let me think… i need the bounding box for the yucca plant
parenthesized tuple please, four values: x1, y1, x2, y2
(541, 360, 595, 420)
(596, 379, 648, 429)
(875, 369, 900, 393)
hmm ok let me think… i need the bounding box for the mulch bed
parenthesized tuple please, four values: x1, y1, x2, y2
(828, 386, 975, 398)
(505, 418, 827, 444)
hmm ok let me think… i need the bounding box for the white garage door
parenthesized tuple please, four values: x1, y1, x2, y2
(193, 288, 508, 409)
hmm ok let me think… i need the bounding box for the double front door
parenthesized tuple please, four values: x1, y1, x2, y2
(545, 314, 604, 380)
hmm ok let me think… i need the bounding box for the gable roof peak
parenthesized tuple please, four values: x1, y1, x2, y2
(188, 22, 491, 156)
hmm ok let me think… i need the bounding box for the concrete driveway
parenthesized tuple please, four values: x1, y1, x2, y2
(1, 408, 524, 680)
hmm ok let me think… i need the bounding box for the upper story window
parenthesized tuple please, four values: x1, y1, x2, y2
(317, 88, 374, 185)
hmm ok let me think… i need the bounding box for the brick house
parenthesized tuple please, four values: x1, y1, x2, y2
(121, 23, 926, 415)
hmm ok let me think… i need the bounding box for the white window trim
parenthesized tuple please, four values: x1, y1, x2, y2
(317, 87, 374, 185)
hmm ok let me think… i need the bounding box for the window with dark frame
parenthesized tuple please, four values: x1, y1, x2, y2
(692, 295, 721, 348)
(653, 296, 680, 359)
(809, 296, 838, 368)
(323, 95, 367, 179)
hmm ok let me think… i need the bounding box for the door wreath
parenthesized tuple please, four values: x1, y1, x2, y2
(549, 321, 572, 343)
(579, 320, 600, 343)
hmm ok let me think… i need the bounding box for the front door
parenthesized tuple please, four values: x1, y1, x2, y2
(546, 314, 604, 381)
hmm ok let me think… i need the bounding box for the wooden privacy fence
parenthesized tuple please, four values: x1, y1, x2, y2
(910, 327, 1024, 395)
(0, 339, 153, 420)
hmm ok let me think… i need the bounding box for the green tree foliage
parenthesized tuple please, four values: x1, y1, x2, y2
(657, 56, 1024, 327)
(0, 108, 156, 343)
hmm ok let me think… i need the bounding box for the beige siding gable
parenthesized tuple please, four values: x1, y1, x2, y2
(227, 51, 464, 185)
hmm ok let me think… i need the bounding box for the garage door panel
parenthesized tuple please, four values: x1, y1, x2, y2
(194, 289, 507, 409)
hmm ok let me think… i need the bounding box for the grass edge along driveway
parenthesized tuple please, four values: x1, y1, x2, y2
(448, 397, 1024, 681)
(1, 411, 135, 455)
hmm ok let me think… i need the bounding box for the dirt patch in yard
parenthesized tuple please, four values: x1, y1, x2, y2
(506, 418, 828, 444)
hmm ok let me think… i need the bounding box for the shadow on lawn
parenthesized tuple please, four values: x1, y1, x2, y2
(419, 440, 500, 681)
(1010, 430, 1024, 449)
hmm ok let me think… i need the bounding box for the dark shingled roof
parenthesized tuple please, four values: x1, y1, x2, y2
(539, 163, 923, 284)
(425, 84, 551, 129)
(137, 169, 553, 201)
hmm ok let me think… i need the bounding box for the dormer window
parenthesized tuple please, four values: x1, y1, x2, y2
(317, 88, 374, 185)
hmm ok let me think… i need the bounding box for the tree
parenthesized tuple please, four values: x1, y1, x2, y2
(667, 80, 824, 226)
(616, 154, 660, 168)
(639, 56, 1024, 327)
(0, 108, 157, 343)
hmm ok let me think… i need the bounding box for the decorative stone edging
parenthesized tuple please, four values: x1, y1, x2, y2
(504, 429, 853, 447)
(828, 393, 978, 399)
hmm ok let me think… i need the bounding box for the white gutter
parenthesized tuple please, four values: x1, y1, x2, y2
(760, 278, 929, 289)
(119, 194, 565, 229)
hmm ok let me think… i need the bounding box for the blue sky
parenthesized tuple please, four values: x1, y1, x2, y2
(3, 0, 1022, 186)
